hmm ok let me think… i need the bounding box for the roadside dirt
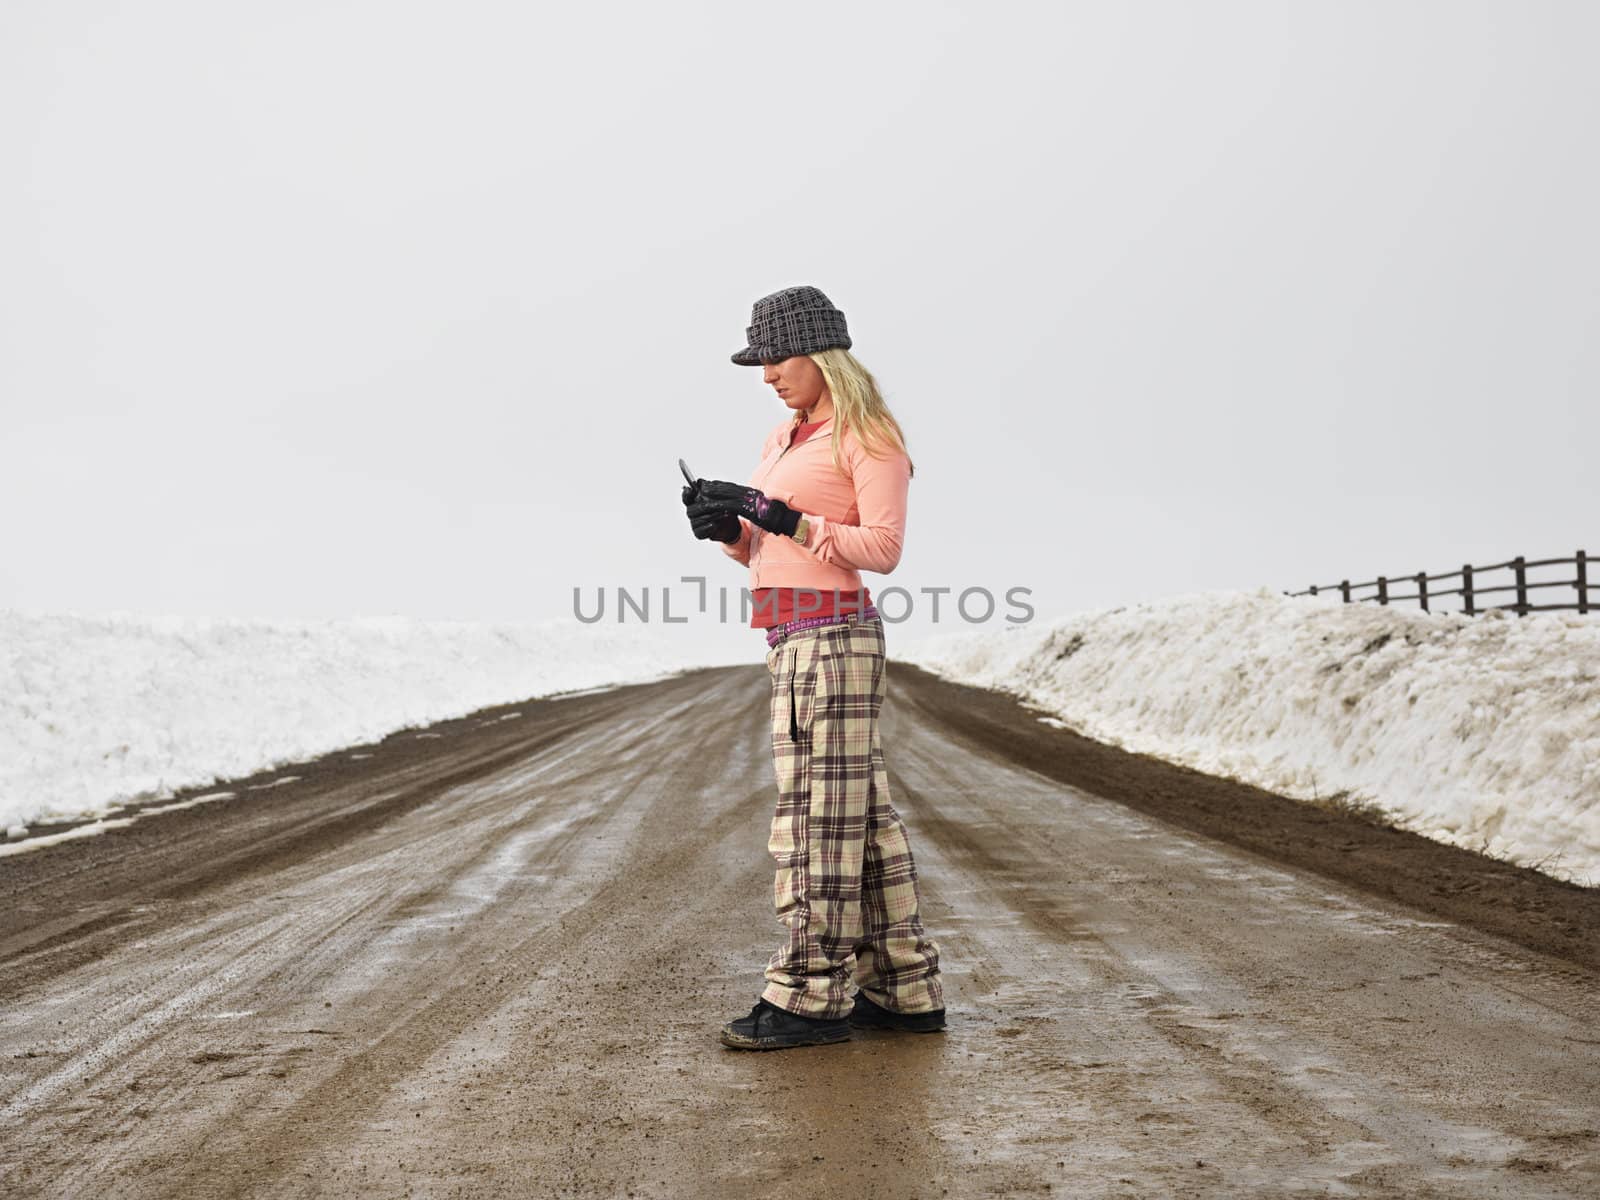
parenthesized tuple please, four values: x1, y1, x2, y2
(897, 668, 1600, 973)
(2, 659, 1596, 1198)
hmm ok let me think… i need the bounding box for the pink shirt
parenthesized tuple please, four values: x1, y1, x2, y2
(719, 411, 911, 597)
(747, 418, 870, 628)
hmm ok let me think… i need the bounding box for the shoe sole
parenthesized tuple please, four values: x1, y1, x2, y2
(719, 1026, 851, 1051)
(847, 1015, 946, 1034)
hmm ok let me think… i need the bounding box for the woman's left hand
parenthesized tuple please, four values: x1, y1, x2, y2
(695, 480, 802, 538)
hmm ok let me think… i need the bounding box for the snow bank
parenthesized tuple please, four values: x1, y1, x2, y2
(0, 612, 700, 839)
(898, 589, 1600, 887)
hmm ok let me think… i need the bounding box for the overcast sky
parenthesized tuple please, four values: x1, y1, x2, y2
(3, 1, 1595, 659)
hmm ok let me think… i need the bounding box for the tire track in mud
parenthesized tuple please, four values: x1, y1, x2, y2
(885, 723, 1592, 1194)
(890, 662, 1600, 972)
(0, 671, 729, 1194)
(1, 662, 1596, 1198)
(0, 685, 658, 994)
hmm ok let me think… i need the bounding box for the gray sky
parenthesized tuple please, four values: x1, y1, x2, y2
(3, 1, 1595, 658)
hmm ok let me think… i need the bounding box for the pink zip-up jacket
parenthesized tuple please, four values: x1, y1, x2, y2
(719, 412, 911, 591)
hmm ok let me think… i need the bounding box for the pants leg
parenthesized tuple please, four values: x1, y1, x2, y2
(852, 624, 944, 1013)
(762, 617, 942, 1019)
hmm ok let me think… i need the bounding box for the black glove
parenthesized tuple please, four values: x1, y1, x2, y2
(693, 479, 802, 538)
(683, 483, 742, 544)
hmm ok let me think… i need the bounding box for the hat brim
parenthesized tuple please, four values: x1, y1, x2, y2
(732, 340, 850, 366)
(731, 344, 787, 366)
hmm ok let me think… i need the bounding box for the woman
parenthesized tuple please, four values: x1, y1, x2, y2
(683, 284, 945, 1051)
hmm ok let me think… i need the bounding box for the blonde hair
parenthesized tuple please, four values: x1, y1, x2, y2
(798, 347, 915, 479)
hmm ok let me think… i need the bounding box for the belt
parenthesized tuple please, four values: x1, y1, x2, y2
(765, 602, 880, 649)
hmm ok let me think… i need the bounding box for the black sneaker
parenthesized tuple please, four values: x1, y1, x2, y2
(720, 999, 851, 1051)
(848, 991, 946, 1033)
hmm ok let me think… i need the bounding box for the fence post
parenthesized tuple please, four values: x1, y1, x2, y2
(1579, 550, 1589, 615)
(1463, 564, 1475, 615)
(1514, 555, 1527, 616)
(1340, 579, 1351, 603)
(1417, 573, 1429, 613)
(1377, 576, 1388, 605)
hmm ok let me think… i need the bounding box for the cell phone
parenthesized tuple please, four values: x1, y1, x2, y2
(679, 458, 697, 486)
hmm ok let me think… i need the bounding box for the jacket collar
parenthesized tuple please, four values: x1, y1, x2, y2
(782, 412, 833, 446)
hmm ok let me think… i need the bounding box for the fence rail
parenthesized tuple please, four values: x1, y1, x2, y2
(1289, 551, 1594, 616)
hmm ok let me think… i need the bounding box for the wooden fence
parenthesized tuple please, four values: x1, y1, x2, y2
(1289, 551, 1594, 616)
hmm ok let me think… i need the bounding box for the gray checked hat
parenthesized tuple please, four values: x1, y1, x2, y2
(731, 284, 852, 366)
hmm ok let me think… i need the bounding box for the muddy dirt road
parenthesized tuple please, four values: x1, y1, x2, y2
(2, 660, 1597, 1198)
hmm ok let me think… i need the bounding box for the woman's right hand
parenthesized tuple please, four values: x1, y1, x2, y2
(684, 489, 742, 543)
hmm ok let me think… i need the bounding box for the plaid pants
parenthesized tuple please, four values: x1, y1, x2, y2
(761, 614, 943, 1019)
